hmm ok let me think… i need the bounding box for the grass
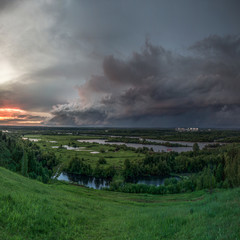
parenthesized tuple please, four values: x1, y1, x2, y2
(23, 134, 145, 173)
(0, 167, 240, 240)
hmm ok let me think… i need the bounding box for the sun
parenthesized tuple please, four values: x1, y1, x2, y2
(0, 61, 17, 84)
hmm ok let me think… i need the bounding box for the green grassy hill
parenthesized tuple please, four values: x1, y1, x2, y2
(0, 167, 239, 240)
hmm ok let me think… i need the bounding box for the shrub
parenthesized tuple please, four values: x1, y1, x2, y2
(98, 157, 107, 164)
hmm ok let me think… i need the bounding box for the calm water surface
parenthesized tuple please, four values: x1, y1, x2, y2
(58, 172, 180, 189)
(58, 173, 111, 189)
(77, 138, 212, 153)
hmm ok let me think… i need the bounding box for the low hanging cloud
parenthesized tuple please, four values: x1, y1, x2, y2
(49, 35, 240, 127)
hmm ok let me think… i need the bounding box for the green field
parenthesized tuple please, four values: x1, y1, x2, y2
(0, 167, 239, 240)
(23, 134, 145, 174)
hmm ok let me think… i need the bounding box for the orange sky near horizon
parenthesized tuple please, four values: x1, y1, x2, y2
(0, 108, 44, 125)
(0, 108, 24, 120)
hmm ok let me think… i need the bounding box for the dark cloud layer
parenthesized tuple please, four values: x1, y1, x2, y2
(0, 0, 19, 11)
(49, 35, 240, 127)
(0, 1, 239, 127)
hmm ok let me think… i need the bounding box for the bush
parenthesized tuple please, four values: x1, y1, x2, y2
(98, 157, 107, 164)
(67, 157, 93, 176)
(164, 178, 178, 186)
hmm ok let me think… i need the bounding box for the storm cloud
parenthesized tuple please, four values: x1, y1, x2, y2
(0, 0, 239, 127)
(49, 35, 240, 127)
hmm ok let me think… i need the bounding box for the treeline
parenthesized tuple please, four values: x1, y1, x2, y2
(65, 142, 240, 194)
(122, 153, 175, 181)
(109, 145, 240, 194)
(216, 136, 240, 143)
(159, 130, 240, 143)
(122, 144, 219, 181)
(63, 144, 223, 181)
(109, 177, 195, 194)
(64, 149, 175, 181)
(4, 126, 240, 142)
(0, 132, 59, 183)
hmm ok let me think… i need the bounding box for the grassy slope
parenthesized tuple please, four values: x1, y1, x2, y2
(0, 167, 240, 240)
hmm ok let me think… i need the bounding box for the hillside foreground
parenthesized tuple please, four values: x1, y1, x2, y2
(0, 167, 239, 240)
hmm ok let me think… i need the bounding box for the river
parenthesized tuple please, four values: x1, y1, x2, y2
(77, 138, 212, 153)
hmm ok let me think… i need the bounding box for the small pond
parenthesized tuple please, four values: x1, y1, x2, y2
(57, 172, 180, 190)
(58, 173, 111, 189)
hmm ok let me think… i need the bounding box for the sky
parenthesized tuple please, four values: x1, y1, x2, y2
(0, 0, 240, 128)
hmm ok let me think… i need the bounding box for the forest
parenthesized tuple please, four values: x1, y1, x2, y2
(0, 128, 240, 195)
(0, 131, 59, 183)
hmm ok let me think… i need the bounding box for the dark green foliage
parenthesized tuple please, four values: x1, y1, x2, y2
(196, 167, 216, 191)
(66, 156, 92, 176)
(215, 163, 224, 182)
(21, 151, 28, 177)
(164, 177, 178, 186)
(37, 151, 59, 170)
(98, 157, 107, 164)
(123, 158, 141, 180)
(123, 153, 174, 181)
(0, 140, 11, 167)
(104, 165, 116, 178)
(100, 148, 105, 153)
(109, 177, 197, 194)
(193, 143, 200, 153)
(224, 147, 240, 187)
(93, 164, 116, 179)
(0, 132, 58, 183)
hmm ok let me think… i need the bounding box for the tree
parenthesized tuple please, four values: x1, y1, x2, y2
(0, 140, 11, 167)
(193, 143, 200, 153)
(98, 157, 107, 164)
(224, 148, 240, 187)
(21, 150, 28, 177)
(215, 163, 224, 183)
(67, 157, 92, 176)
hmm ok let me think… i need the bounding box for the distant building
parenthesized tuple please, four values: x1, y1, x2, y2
(175, 127, 185, 132)
(176, 127, 199, 132)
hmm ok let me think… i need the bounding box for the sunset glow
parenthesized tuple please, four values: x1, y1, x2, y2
(0, 108, 25, 119)
(17, 121, 42, 124)
(0, 108, 47, 125)
(0, 117, 18, 120)
(0, 108, 24, 118)
(0, 108, 25, 113)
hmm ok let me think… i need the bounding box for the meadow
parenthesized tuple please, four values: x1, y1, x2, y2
(0, 167, 240, 240)
(23, 134, 145, 174)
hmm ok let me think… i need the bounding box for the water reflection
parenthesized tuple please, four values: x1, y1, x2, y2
(58, 172, 111, 189)
(58, 172, 180, 189)
(77, 138, 214, 153)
